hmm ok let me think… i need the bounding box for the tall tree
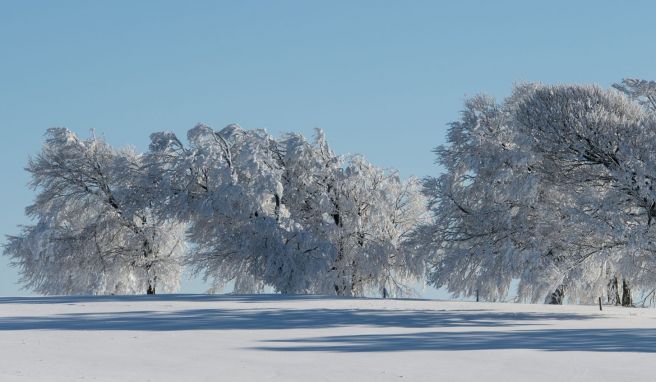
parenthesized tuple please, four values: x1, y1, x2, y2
(418, 82, 656, 303)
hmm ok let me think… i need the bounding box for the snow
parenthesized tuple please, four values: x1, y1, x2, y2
(0, 294, 654, 381)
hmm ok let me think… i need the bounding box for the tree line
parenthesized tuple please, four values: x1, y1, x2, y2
(5, 78, 656, 305)
(4, 125, 428, 297)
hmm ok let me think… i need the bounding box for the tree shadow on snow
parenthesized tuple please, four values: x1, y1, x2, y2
(0, 307, 590, 331)
(0, 294, 332, 305)
(2, 295, 648, 353)
(256, 328, 656, 353)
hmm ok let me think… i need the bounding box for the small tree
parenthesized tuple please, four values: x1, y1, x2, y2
(4, 128, 185, 295)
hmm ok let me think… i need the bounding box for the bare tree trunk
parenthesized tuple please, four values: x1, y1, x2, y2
(545, 284, 566, 304)
(607, 276, 620, 305)
(147, 277, 156, 295)
(621, 279, 632, 307)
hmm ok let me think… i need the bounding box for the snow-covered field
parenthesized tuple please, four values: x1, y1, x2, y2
(0, 295, 654, 381)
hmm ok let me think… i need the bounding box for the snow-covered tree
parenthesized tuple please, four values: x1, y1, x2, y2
(413, 92, 542, 301)
(314, 154, 429, 297)
(419, 82, 656, 304)
(514, 84, 656, 304)
(4, 128, 186, 295)
(146, 124, 320, 294)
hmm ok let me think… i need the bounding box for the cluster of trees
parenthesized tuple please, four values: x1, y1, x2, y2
(6, 78, 656, 305)
(4, 125, 428, 297)
(416, 79, 656, 305)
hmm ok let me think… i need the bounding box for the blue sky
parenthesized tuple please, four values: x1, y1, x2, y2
(1, 0, 655, 296)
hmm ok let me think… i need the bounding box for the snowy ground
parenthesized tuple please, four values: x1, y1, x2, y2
(0, 295, 654, 381)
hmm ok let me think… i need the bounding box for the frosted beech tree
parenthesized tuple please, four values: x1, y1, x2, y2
(412, 92, 545, 302)
(147, 124, 428, 296)
(419, 81, 656, 304)
(275, 134, 429, 297)
(321, 155, 428, 297)
(272, 132, 428, 296)
(147, 124, 319, 293)
(4, 129, 186, 295)
(514, 83, 656, 304)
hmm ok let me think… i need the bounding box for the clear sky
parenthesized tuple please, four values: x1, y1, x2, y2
(1, 0, 655, 296)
